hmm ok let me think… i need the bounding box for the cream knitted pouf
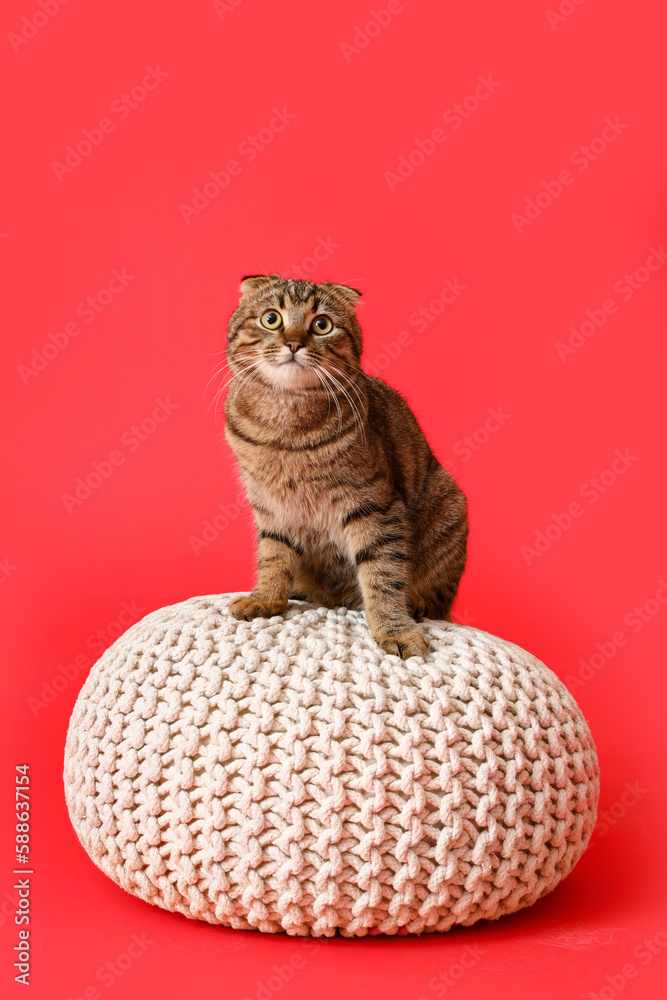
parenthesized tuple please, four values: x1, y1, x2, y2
(64, 594, 599, 937)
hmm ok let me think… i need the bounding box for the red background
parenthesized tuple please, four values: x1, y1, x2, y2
(2, 1, 666, 998)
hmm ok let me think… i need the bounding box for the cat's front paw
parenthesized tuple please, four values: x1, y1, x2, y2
(228, 595, 287, 621)
(374, 625, 429, 660)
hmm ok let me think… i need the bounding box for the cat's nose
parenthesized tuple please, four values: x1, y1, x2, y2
(285, 341, 304, 353)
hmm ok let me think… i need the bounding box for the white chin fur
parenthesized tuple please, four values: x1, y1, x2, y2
(261, 359, 320, 390)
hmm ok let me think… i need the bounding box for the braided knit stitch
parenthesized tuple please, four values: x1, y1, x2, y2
(63, 594, 599, 937)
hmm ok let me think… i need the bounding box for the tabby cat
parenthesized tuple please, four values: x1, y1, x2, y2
(223, 274, 468, 659)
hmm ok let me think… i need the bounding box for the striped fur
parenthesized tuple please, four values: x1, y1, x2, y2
(223, 274, 468, 659)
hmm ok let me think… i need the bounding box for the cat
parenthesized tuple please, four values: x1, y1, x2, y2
(223, 274, 468, 659)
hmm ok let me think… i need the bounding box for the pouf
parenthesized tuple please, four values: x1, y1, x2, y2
(64, 594, 599, 937)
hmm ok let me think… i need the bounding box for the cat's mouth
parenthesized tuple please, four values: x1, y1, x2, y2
(276, 355, 304, 365)
(261, 354, 319, 390)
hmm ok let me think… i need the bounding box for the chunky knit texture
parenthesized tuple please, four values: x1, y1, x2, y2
(64, 594, 599, 936)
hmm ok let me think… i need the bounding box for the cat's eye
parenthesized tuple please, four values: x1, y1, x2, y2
(311, 315, 333, 335)
(260, 310, 283, 330)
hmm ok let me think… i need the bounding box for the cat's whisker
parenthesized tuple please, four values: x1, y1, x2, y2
(310, 361, 353, 439)
(307, 363, 334, 420)
(203, 360, 234, 400)
(323, 356, 367, 387)
(316, 362, 368, 446)
(232, 370, 261, 409)
(232, 361, 263, 406)
(208, 361, 258, 402)
(208, 352, 260, 391)
(321, 355, 370, 400)
(230, 363, 260, 395)
(325, 354, 362, 372)
(204, 350, 259, 401)
(309, 361, 344, 436)
(315, 367, 344, 438)
(322, 361, 367, 410)
(207, 361, 259, 416)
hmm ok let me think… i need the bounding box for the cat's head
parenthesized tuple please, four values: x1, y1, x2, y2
(227, 274, 363, 391)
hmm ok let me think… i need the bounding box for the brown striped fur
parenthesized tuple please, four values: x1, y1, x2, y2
(223, 274, 468, 659)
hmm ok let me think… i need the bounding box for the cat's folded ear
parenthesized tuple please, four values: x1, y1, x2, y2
(240, 274, 280, 297)
(324, 282, 362, 305)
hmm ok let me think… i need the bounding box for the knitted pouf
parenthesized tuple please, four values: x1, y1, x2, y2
(64, 594, 599, 937)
